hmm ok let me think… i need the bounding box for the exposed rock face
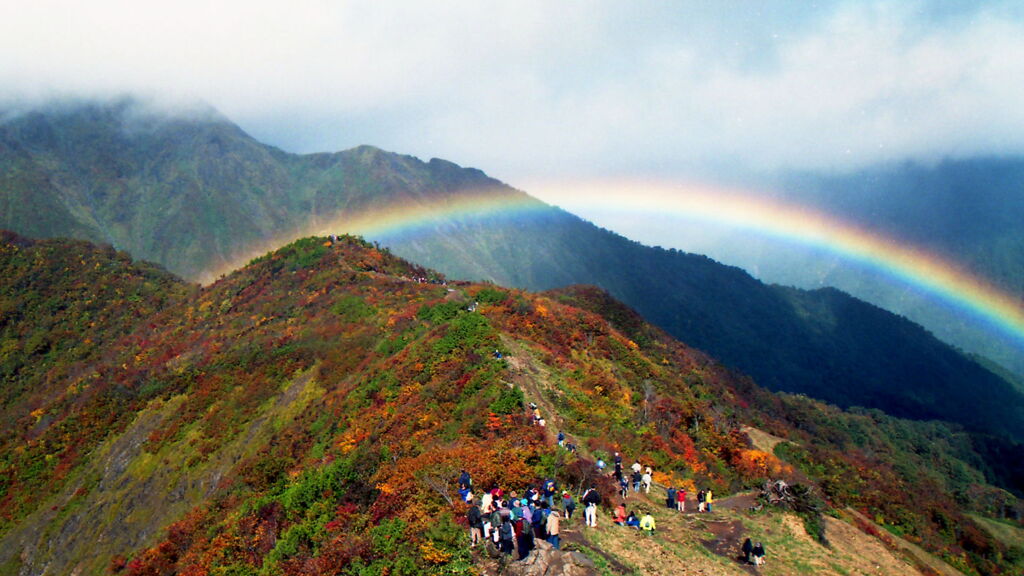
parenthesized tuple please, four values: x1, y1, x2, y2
(480, 540, 597, 576)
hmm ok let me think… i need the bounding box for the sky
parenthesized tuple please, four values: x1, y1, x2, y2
(2, 0, 1024, 186)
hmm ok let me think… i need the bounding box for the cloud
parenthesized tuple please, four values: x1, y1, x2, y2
(2, 1, 1023, 180)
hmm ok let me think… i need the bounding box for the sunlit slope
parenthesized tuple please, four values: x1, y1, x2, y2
(0, 235, 1020, 575)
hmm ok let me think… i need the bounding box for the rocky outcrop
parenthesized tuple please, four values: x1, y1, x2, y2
(480, 540, 597, 576)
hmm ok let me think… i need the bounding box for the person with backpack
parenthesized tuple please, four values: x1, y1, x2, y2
(631, 470, 642, 493)
(491, 506, 504, 544)
(531, 502, 547, 539)
(666, 486, 677, 510)
(458, 469, 472, 490)
(542, 479, 557, 508)
(467, 499, 484, 546)
(618, 476, 629, 500)
(519, 499, 532, 525)
(641, 469, 653, 494)
(516, 505, 534, 560)
(697, 489, 706, 513)
(498, 517, 515, 556)
(639, 510, 656, 534)
(546, 509, 561, 550)
(582, 487, 602, 527)
(562, 491, 576, 520)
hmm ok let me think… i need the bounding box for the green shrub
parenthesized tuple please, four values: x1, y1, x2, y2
(490, 385, 524, 415)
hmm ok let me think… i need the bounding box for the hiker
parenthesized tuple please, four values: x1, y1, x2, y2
(697, 490, 706, 513)
(467, 499, 483, 547)
(742, 537, 753, 564)
(546, 509, 561, 550)
(562, 491, 576, 520)
(613, 502, 627, 525)
(458, 469, 472, 490)
(752, 542, 765, 566)
(614, 452, 623, 480)
(542, 479, 557, 508)
(625, 511, 640, 528)
(518, 499, 532, 525)
(632, 470, 642, 492)
(498, 517, 515, 555)
(481, 491, 494, 539)
(618, 476, 629, 500)
(639, 511, 656, 534)
(631, 460, 642, 476)
(666, 486, 677, 509)
(557, 430, 565, 447)
(531, 502, 547, 540)
(596, 459, 606, 473)
(583, 487, 602, 527)
(641, 469, 652, 494)
(516, 505, 534, 560)
(706, 489, 714, 513)
(677, 489, 686, 513)
(491, 506, 503, 544)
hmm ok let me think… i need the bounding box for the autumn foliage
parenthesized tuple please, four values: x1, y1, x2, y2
(0, 234, 1020, 576)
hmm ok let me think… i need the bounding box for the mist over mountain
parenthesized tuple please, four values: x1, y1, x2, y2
(676, 159, 1024, 377)
(1, 232, 1022, 575)
(3, 97, 1023, 447)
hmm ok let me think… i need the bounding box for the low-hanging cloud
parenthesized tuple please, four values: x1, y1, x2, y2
(2, 0, 1022, 181)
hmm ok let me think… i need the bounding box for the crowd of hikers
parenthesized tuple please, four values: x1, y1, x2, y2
(457, 453, 753, 564)
(458, 401, 766, 567)
(461, 473, 573, 559)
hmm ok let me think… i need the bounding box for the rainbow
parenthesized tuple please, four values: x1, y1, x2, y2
(201, 192, 550, 283)
(527, 180, 1024, 344)
(205, 181, 1024, 346)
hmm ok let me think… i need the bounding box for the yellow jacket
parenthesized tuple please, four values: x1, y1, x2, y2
(640, 514, 656, 531)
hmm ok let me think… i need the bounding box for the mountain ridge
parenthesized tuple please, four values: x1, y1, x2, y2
(3, 97, 1023, 447)
(1, 232, 1021, 575)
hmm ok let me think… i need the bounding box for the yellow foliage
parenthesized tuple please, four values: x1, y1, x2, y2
(420, 541, 452, 565)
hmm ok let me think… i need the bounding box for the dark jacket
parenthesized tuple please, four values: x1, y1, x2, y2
(467, 505, 483, 528)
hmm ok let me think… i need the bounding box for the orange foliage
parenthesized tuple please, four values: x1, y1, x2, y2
(731, 449, 792, 480)
(671, 429, 706, 473)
